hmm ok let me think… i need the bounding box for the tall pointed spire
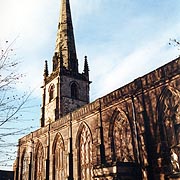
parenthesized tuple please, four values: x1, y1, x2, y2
(40, 0, 90, 126)
(55, 0, 78, 73)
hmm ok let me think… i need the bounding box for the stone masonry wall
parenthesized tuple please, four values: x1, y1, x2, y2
(15, 58, 180, 180)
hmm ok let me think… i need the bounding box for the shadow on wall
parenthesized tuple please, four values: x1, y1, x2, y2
(0, 170, 14, 180)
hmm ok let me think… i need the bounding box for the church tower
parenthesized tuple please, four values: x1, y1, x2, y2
(40, 0, 90, 127)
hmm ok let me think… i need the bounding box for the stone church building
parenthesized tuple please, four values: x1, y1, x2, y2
(14, 0, 180, 179)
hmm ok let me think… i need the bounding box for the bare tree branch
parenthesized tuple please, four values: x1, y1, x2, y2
(169, 38, 180, 56)
(0, 39, 39, 169)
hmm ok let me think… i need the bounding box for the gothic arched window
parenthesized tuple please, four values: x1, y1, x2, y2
(111, 110, 134, 162)
(79, 124, 93, 180)
(53, 134, 64, 180)
(49, 84, 55, 102)
(158, 87, 180, 151)
(71, 82, 78, 99)
(21, 150, 29, 180)
(157, 87, 180, 174)
(35, 143, 44, 180)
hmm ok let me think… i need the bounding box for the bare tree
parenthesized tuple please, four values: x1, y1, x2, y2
(0, 39, 38, 169)
(0, 39, 29, 126)
(169, 38, 180, 56)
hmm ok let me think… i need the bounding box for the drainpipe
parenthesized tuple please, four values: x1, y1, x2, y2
(46, 125, 50, 180)
(68, 113, 73, 180)
(99, 99, 106, 164)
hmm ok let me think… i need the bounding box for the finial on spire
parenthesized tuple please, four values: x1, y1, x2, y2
(44, 60, 49, 78)
(83, 56, 89, 78)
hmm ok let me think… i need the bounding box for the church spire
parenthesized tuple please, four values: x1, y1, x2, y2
(40, 0, 90, 126)
(55, 0, 78, 73)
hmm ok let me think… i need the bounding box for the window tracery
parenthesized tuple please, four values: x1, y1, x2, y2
(160, 88, 180, 147)
(21, 150, 29, 180)
(79, 124, 93, 180)
(158, 87, 180, 173)
(112, 110, 134, 162)
(53, 134, 64, 180)
(35, 143, 44, 180)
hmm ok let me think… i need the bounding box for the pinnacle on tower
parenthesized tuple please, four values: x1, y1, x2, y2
(43, 60, 49, 78)
(55, 0, 78, 73)
(83, 56, 89, 78)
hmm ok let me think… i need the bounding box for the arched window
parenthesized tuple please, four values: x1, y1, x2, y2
(158, 87, 180, 147)
(111, 110, 134, 162)
(53, 134, 64, 180)
(71, 82, 78, 99)
(79, 124, 93, 180)
(21, 150, 29, 180)
(158, 87, 180, 174)
(49, 84, 55, 102)
(35, 143, 44, 180)
(158, 87, 180, 172)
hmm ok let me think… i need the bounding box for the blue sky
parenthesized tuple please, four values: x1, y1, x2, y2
(0, 0, 180, 170)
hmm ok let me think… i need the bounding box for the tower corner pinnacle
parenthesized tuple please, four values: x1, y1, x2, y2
(43, 60, 49, 79)
(83, 55, 89, 78)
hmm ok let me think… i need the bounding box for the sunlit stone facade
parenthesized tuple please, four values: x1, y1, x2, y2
(14, 0, 180, 179)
